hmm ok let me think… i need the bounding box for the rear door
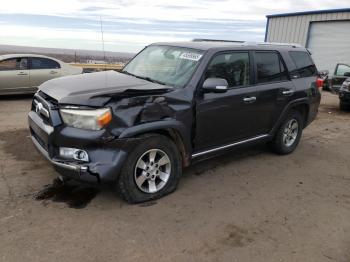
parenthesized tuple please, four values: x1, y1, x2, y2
(195, 51, 260, 152)
(253, 51, 293, 134)
(0, 57, 31, 94)
(331, 64, 350, 93)
(29, 57, 62, 88)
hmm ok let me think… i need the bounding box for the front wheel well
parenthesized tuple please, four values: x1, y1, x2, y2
(135, 129, 190, 167)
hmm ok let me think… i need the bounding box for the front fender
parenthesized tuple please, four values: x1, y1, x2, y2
(118, 119, 192, 160)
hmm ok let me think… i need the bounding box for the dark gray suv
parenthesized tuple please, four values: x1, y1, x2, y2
(28, 40, 321, 203)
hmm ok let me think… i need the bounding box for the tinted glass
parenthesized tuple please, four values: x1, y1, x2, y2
(123, 45, 203, 88)
(205, 52, 250, 87)
(335, 64, 350, 76)
(289, 51, 317, 78)
(256, 52, 288, 83)
(31, 58, 60, 69)
(0, 58, 28, 71)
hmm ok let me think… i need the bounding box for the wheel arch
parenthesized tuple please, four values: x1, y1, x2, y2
(119, 120, 192, 167)
(271, 99, 310, 135)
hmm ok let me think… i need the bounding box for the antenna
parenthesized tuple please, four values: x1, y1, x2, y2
(100, 16, 106, 60)
(99, 16, 107, 87)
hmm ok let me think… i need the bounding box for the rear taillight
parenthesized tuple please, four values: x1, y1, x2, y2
(316, 78, 324, 89)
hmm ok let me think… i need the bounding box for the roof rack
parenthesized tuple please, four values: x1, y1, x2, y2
(192, 39, 244, 43)
(192, 39, 302, 48)
(257, 42, 302, 48)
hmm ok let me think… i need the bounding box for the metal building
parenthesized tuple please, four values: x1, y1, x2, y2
(265, 8, 350, 73)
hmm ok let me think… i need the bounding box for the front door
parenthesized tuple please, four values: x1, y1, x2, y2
(194, 51, 260, 152)
(0, 57, 31, 94)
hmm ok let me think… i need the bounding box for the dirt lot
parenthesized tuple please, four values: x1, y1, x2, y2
(0, 92, 350, 262)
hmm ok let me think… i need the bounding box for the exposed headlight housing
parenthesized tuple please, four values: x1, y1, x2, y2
(60, 108, 112, 130)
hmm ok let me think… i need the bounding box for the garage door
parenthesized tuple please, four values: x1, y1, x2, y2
(307, 21, 350, 74)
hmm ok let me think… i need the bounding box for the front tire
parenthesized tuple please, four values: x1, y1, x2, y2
(270, 110, 303, 155)
(116, 134, 182, 203)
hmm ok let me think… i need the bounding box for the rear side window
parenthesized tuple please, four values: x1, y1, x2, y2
(205, 52, 250, 87)
(255, 52, 288, 83)
(30, 58, 60, 70)
(0, 58, 28, 71)
(289, 51, 317, 78)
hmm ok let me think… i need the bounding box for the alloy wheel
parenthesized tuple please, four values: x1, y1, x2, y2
(134, 149, 171, 193)
(283, 119, 299, 147)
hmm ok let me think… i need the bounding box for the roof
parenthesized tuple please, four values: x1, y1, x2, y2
(267, 8, 350, 18)
(151, 41, 304, 51)
(0, 53, 56, 60)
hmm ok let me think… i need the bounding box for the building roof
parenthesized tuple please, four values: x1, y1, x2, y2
(267, 8, 350, 18)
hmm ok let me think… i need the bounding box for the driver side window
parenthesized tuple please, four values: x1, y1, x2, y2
(205, 52, 250, 87)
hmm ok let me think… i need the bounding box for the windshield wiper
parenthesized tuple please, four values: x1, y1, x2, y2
(137, 76, 167, 86)
(122, 71, 167, 86)
(122, 70, 137, 77)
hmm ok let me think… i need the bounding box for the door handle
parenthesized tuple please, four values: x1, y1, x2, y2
(282, 90, 294, 96)
(243, 96, 256, 103)
(50, 71, 58, 74)
(17, 72, 28, 76)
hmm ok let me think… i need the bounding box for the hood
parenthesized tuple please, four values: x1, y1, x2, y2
(39, 70, 171, 106)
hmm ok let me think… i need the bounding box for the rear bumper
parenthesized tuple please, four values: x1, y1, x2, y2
(305, 89, 321, 127)
(28, 110, 137, 184)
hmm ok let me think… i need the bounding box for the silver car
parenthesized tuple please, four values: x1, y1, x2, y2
(0, 54, 83, 95)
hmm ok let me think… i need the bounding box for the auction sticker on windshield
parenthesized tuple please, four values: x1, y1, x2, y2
(179, 52, 202, 61)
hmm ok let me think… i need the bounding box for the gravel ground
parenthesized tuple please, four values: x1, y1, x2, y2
(0, 91, 350, 262)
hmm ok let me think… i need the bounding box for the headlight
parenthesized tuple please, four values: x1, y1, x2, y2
(59, 108, 112, 130)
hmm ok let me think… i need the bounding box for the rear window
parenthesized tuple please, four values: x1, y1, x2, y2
(30, 58, 60, 70)
(289, 51, 317, 78)
(255, 52, 288, 84)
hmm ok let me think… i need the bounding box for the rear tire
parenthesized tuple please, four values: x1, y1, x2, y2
(270, 110, 303, 155)
(116, 134, 182, 204)
(340, 100, 349, 111)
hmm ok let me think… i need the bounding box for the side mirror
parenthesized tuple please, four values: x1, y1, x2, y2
(344, 72, 350, 77)
(202, 78, 228, 93)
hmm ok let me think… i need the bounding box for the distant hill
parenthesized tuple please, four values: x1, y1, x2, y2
(0, 44, 135, 64)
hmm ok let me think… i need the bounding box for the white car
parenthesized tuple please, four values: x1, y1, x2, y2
(0, 54, 83, 95)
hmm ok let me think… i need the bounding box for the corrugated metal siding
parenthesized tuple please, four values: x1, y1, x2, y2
(266, 12, 350, 46)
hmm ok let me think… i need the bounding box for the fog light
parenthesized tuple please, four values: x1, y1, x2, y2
(59, 147, 89, 162)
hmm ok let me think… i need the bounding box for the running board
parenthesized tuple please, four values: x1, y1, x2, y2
(192, 134, 269, 158)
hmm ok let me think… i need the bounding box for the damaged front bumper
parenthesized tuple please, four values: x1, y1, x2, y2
(28, 110, 137, 184)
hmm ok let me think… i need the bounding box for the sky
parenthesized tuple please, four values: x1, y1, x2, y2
(0, 0, 349, 53)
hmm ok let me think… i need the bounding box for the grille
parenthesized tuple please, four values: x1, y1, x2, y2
(32, 91, 58, 123)
(38, 91, 59, 107)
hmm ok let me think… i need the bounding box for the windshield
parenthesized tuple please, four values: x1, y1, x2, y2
(122, 45, 204, 88)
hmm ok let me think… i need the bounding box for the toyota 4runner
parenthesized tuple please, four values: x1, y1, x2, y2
(28, 40, 321, 203)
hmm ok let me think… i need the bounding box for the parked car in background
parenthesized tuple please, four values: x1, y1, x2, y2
(0, 54, 82, 95)
(339, 76, 350, 111)
(329, 63, 350, 93)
